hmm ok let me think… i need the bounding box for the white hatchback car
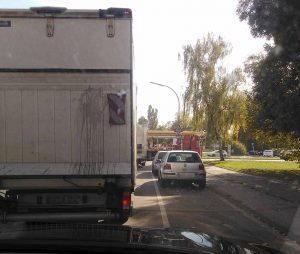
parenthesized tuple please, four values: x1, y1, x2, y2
(263, 150, 274, 157)
(157, 150, 206, 188)
(207, 150, 227, 157)
(152, 151, 167, 176)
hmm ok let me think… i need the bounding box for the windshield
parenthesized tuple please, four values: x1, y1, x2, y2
(168, 152, 201, 163)
(157, 152, 167, 159)
(0, 1, 299, 254)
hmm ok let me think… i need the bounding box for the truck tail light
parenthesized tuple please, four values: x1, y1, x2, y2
(122, 191, 131, 210)
(99, 8, 132, 18)
(163, 163, 172, 170)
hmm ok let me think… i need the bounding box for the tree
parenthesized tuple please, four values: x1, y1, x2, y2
(237, 0, 300, 134)
(147, 105, 158, 130)
(182, 33, 246, 161)
(170, 113, 193, 131)
(237, 0, 300, 49)
(243, 93, 300, 152)
(156, 124, 168, 131)
(138, 116, 148, 126)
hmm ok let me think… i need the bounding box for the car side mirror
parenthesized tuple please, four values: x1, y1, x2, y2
(156, 159, 162, 163)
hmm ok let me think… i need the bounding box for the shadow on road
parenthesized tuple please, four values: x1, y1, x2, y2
(134, 178, 205, 197)
(137, 165, 152, 172)
(134, 181, 157, 196)
(133, 165, 298, 249)
(205, 167, 300, 205)
(207, 171, 300, 243)
(136, 171, 154, 180)
(132, 179, 286, 249)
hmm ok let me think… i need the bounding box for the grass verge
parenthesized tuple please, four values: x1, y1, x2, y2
(205, 160, 300, 182)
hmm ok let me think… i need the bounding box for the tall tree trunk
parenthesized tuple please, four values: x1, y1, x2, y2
(215, 128, 225, 161)
(219, 138, 225, 161)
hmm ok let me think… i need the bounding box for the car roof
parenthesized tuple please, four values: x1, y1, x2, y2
(165, 150, 199, 154)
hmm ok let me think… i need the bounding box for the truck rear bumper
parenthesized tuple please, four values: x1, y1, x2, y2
(2, 211, 120, 223)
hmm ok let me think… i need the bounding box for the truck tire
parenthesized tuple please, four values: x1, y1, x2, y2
(107, 214, 129, 225)
(116, 215, 129, 225)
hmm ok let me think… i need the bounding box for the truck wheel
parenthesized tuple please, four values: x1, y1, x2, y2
(117, 215, 129, 225)
(108, 215, 129, 225)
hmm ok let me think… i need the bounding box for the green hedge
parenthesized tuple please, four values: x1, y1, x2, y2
(231, 141, 247, 155)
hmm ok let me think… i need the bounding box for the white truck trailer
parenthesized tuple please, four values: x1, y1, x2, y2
(0, 7, 135, 223)
(136, 124, 148, 167)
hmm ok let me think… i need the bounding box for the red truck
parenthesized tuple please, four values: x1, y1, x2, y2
(145, 131, 206, 160)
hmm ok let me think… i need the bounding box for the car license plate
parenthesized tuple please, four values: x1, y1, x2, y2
(46, 194, 82, 205)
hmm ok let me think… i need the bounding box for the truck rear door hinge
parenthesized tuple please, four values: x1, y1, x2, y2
(106, 16, 115, 38)
(46, 17, 54, 37)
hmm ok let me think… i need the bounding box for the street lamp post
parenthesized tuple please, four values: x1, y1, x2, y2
(149, 81, 181, 132)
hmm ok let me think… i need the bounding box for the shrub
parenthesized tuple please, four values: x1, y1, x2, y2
(231, 141, 247, 155)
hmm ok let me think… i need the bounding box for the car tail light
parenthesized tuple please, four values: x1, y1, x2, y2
(122, 191, 131, 210)
(163, 163, 172, 170)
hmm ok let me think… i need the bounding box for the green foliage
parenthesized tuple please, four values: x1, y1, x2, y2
(280, 150, 300, 162)
(182, 33, 247, 160)
(237, 0, 300, 49)
(292, 150, 300, 162)
(147, 105, 158, 130)
(170, 113, 193, 131)
(138, 116, 148, 126)
(231, 141, 247, 155)
(238, 0, 300, 134)
(156, 125, 169, 131)
(243, 92, 300, 155)
(245, 50, 300, 134)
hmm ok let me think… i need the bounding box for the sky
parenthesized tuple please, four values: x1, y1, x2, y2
(0, 0, 266, 125)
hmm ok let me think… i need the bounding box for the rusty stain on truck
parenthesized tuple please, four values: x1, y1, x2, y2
(77, 87, 106, 174)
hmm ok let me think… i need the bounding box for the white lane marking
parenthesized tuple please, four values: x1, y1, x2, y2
(153, 177, 170, 228)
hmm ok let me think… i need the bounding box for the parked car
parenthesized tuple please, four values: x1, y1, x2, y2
(207, 150, 227, 157)
(157, 150, 206, 189)
(152, 151, 167, 176)
(263, 150, 274, 157)
(248, 150, 263, 156)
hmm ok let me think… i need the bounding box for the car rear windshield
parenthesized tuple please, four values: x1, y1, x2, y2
(158, 152, 166, 159)
(167, 152, 201, 163)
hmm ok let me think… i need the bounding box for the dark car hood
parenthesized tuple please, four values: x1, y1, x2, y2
(0, 223, 285, 254)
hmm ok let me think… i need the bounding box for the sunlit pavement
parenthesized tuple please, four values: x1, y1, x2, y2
(202, 156, 285, 162)
(126, 162, 300, 254)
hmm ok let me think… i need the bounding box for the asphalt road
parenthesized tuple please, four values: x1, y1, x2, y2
(126, 162, 300, 254)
